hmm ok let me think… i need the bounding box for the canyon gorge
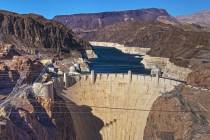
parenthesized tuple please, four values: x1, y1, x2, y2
(0, 7, 210, 140)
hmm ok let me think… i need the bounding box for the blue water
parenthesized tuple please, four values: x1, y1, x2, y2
(88, 46, 151, 74)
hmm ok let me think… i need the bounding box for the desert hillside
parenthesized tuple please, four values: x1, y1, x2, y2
(54, 8, 178, 33)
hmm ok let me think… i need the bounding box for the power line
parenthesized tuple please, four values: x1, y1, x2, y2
(13, 100, 205, 113)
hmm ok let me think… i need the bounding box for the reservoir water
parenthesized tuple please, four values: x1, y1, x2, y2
(88, 46, 151, 74)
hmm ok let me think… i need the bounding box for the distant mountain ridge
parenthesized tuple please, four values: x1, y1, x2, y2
(176, 10, 210, 27)
(80, 21, 210, 66)
(53, 8, 178, 32)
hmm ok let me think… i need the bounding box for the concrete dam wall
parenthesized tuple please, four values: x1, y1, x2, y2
(62, 72, 181, 140)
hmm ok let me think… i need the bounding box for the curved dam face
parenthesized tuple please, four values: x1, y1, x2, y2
(62, 73, 181, 140)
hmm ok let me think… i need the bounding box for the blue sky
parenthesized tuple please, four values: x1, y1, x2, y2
(0, 0, 210, 19)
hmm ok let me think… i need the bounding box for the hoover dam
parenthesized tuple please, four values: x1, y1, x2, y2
(57, 43, 183, 140)
(61, 72, 181, 140)
(1, 6, 210, 140)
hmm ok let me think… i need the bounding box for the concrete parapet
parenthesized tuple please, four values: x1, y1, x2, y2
(73, 73, 182, 92)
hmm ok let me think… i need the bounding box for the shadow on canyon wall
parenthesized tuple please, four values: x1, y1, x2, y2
(61, 93, 104, 140)
(0, 69, 20, 95)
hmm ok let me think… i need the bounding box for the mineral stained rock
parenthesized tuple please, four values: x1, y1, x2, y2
(144, 86, 210, 140)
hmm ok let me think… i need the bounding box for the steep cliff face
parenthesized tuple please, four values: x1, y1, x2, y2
(0, 59, 41, 94)
(0, 10, 87, 140)
(0, 94, 76, 140)
(0, 43, 44, 94)
(0, 10, 91, 56)
(187, 65, 210, 88)
(144, 86, 210, 140)
(53, 8, 178, 33)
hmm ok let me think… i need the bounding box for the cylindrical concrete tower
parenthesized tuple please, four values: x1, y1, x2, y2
(91, 70, 95, 84)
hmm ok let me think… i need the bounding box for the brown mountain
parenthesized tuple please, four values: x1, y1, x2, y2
(53, 8, 178, 33)
(0, 10, 91, 57)
(176, 10, 210, 27)
(81, 21, 173, 47)
(81, 21, 210, 67)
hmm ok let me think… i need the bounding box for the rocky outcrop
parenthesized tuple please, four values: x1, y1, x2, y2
(0, 44, 44, 94)
(187, 65, 210, 88)
(0, 10, 91, 57)
(0, 43, 20, 59)
(0, 92, 76, 140)
(0, 62, 19, 94)
(144, 86, 210, 140)
(0, 10, 89, 140)
(53, 8, 178, 33)
(0, 63, 76, 140)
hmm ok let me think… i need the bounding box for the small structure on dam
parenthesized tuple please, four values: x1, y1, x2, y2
(61, 70, 182, 140)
